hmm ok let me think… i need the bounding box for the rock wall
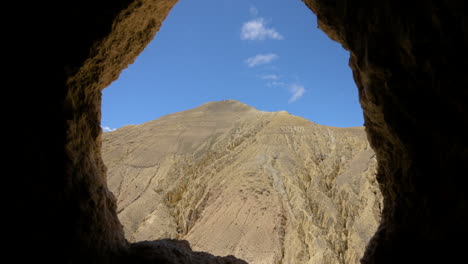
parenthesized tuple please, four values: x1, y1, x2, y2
(302, 0, 468, 262)
(17, 0, 468, 263)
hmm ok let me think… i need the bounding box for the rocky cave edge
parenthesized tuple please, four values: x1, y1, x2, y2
(20, 0, 467, 263)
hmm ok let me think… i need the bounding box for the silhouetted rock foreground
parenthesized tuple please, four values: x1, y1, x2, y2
(103, 100, 382, 264)
(17, 0, 468, 263)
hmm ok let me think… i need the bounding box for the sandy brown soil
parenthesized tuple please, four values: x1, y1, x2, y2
(102, 100, 382, 264)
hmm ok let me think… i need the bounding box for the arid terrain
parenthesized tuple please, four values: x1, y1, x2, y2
(102, 100, 382, 264)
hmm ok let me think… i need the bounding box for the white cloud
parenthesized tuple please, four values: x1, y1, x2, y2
(245, 53, 278, 68)
(249, 6, 258, 16)
(260, 74, 279, 80)
(266, 81, 286, 87)
(271, 81, 286, 86)
(241, 18, 283, 40)
(288, 84, 306, 103)
(102, 126, 116, 132)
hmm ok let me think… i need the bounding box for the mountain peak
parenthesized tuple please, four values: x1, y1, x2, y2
(197, 99, 257, 113)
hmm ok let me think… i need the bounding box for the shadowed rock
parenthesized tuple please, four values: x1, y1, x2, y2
(127, 239, 247, 264)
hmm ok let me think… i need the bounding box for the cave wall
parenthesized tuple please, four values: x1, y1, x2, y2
(19, 0, 467, 263)
(302, 0, 468, 262)
(21, 0, 179, 262)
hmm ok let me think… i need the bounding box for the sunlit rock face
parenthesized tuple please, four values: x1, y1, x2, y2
(103, 100, 382, 264)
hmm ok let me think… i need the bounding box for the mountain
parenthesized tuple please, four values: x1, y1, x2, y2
(102, 100, 382, 264)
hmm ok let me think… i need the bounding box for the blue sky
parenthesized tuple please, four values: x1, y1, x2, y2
(102, 0, 363, 132)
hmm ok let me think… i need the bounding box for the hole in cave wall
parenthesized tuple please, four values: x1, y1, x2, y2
(100, 1, 382, 263)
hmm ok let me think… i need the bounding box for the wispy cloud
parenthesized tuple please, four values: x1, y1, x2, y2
(267, 81, 287, 87)
(249, 6, 258, 16)
(260, 74, 279, 80)
(102, 126, 116, 132)
(241, 18, 283, 40)
(288, 84, 306, 103)
(245, 53, 278, 68)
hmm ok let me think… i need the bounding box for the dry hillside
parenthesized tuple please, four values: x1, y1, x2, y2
(102, 100, 382, 264)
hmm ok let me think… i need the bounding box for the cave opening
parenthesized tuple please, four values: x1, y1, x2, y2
(100, 1, 381, 263)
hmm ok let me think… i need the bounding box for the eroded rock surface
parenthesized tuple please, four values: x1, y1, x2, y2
(103, 100, 382, 264)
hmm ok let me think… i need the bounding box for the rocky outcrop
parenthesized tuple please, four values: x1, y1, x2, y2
(18, 0, 468, 263)
(103, 100, 382, 264)
(126, 239, 247, 264)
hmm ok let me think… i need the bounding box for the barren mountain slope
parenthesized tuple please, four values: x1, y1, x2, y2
(102, 100, 382, 264)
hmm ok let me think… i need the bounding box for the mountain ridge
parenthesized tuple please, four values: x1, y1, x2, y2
(102, 100, 382, 264)
(104, 99, 364, 133)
